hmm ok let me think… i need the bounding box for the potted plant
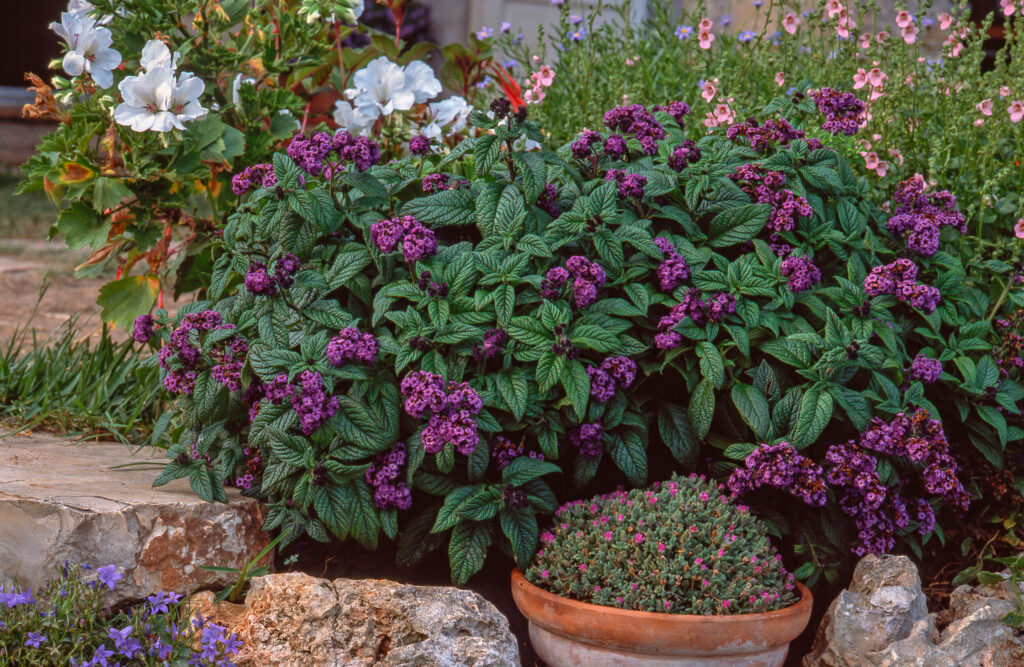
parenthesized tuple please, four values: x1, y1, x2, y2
(511, 473, 812, 666)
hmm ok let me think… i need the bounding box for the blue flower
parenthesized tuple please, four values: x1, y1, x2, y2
(721, 14, 731, 25)
(25, 632, 47, 648)
(476, 26, 493, 39)
(675, 24, 694, 40)
(922, 17, 934, 28)
(753, 0, 763, 6)
(96, 564, 121, 591)
(501, 59, 518, 69)
(569, 14, 582, 24)
(738, 30, 755, 42)
(786, 87, 796, 96)
(91, 644, 114, 666)
(500, 21, 512, 33)
(568, 27, 587, 41)
(153, 638, 173, 660)
(147, 590, 183, 615)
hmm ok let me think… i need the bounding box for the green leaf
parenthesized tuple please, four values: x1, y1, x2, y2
(607, 431, 647, 486)
(56, 202, 111, 249)
(791, 386, 834, 448)
(402, 189, 475, 227)
(731, 384, 772, 441)
(432, 485, 491, 533)
(708, 203, 770, 247)
(697, 341, 725, 389)
(500, 508, 539, 569)
(502, 457, 562, 486)
(97, 275, 160, 330)
(688, 379, 715, 439)
(561, 360, 590, 420)
(449, 521, 492, 586)
(92, 177, 133, 212)
(658, 404, 698, 466)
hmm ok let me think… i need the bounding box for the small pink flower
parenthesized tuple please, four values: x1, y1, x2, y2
(616, 596, 624, 603)
(876, 30, 889, 43)
(700, 80, 717, 103)
(867, 67, 887, 87)
(690, 525, 698, 533)
(1002, 0, 1016, 16)
(859, 33, 872, 48)
(852, 68, 868, 89)
(604, 531, 613, 540)
(540, 531, 555, 544)
(536, 65, 555, 86)
(698, 30, 715, 49)
(862, 151, 880, 169)
(1015, 219, 1024, 238)
(541, 570, 550, 579)
(950, 41, 964, 57)
(699, 492, 710, 501)
(699, 18, 713, 31)
(825, 0, 845, 19)
(902, 25, 919, 44)
(754, 565, 762, 574)
(782, 12, 799, 35)
(1010, 100, 1024, 122)
(664, 600, 671, 610)
(625, 57, 635, 66)
(702, 579, 710, 587)
(977, 98, 994, 116)
(634, 533, 645, 543)
(631, 582, 638, 591)
(896, 10, 914, 28)
(939, 13, 954, 30)
(722, 599, 731, 608)
(579, 563, 587, 572)
(594, 585, 601, 592)
(658, 542, 667, 553)
(775, 71, 785, 87)
(1001, 86, 1013, 98)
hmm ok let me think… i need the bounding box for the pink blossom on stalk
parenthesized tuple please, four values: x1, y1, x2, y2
(859, 33, 872, 48)
(775, 72, 785, 87)
(782, 12, 799, 34)
(825, 0, 845, 19)
(974, 118, 985, 127)
(876, 30, 890, 43)
(902, 25, 920, 44)
(939, 13, 954, 30)
(1001, 86, 1012, 98)
(853, 68, 868, 89)
(1015, 219, 1024, 238)
(1010, 101, 1024, 122)
(888, 147, 904, 165)
(836, 11, 854, 39)
(713, 103, 735, 125)
(698, 30, 715, 49)
(699, 18, 713, 32)
(977, 98, 994, 116)
(896, 11, 915, 28)
(701, 79, 717, 102)
(535, 65, 555, 86)
(868, 68, 888, 87)
(1002, 0, 1016, 16)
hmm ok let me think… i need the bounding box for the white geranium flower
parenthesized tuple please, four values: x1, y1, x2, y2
(114, 65, 207, 132)
(345, 56, 416, 119)
(403, 61, 441, 104)
(139, 40, 180, 72)
(232, 73, 256, 106)
(332, 99, 375, 136)
(50, 12, 121, 88)
(429, 96, 471, 133)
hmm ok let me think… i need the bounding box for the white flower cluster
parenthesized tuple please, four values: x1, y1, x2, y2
(114, 41, 208, 133)
(333, 56, 470, 142)
(49, 0, 120, 88)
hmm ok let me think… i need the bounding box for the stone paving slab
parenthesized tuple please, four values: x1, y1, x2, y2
(0, 434, 270, 604)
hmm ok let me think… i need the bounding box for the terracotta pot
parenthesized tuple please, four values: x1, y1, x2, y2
(510, 568, 812, 667)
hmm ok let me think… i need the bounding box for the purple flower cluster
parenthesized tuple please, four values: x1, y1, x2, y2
(570, 129, 603, 160)
(604, 169, 647, 199)
(653, 100, 691, 127)
(409, 134, 431, 156)
(132, 314, 155, 343)
(668, 141, 701, 172)
(208, 332, 249, 392)
(885, 177, 966, 256)
(231, 163, 277, 196)
(731, 164, 813, 234)
(908, 354, 943, 383)
(472, 327, 509, 362)
(655, 288, 737, 350)
(654, 237, 690, 292)
(537, 183, 560, 216)
(287, 131, 381, 175)
(422, 173, 451, 192)
(244, 254, 301, 296)
(371, 215, 438, 263)
(541, 256, 607, 308)
(326, 327, 378, 366)
(158, 310, 224, 394)
(400, 371, 483, 455)
(235, 445, 262, 490)
(288, 370, 339, 435)
(725, 117, 807, 151)
(826, 409, 968, 555)
(812, 87, 865, 135)
(570, 421, 604, 459)
(365, 442, 413, 510)
(603, 134, 628, 159)
(727, 442, 827, 507)
(779, 255, 821, 293)
(586, 356, 637, 402)
(602, 103, 666, 155)
(492, 435, 545, 470)
(863, 259, 941, 313)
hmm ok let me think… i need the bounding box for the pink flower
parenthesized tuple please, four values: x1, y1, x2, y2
(722, 599, 731, 608)
(950, 41, 964, 57)
(876, 30, 890, 43)
(594, 585, 601, 592)
(853, 68, 868, 89)
(896, 11, 914, 28)
(541, 570, 550, 579)
(664, 600, 671, 610)
(1002, 0, 1016, 16)
(862, 151, 880, 169)
(1015, 219, 1024, 238)
(825, 0, 845, 19)
(616, 596, 624, 603)
(634, 533, 645, 543)
(698, 30, 715, 49)
(604, 531, 613, 540)
(859, 33, 872, 49)
(690, 525, 698, 533)
(939, 13, 954, 30)
(902, 25, 919, 44)
(775, 71, 785, 87)
(977, 98, 994, 116)
(658, 542, 667, 553)
(699, 491, 710, 501)
(579, 563, 587, 572)
(702, 579, 710, 587)
(540, 531, 555, 544)
(782, 12, 799, 34)
(700, 80, 716, 102)
(699, 18, 713, 32)
(1010, 100, 1024, 122)
(888, 147, 904, 165)
(535, 65, 555, 86)
(868, 67, 888, 87)
(1001, 86, 1012, 98)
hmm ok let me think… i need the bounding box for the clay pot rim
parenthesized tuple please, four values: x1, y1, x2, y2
(511, 567, 813, 653)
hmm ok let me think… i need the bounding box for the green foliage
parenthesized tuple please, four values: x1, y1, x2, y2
(524, 473, 797, 614)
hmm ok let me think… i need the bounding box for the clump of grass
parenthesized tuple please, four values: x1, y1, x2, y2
(0, 313, 164, 444)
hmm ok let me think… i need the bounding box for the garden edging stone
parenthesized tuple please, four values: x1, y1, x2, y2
(0, 434, 270, 605)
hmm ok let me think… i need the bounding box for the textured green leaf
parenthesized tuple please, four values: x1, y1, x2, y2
(708, 203, 770, 247)
(658, 404, 699, 466)
(500, 508, 539, 569)
(449, 521, 492, 586)
(688, 379, 715, 439)
(731, 383, 772, 441)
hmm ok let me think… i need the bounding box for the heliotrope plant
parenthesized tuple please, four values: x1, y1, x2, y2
(146, 90, 1022, 585)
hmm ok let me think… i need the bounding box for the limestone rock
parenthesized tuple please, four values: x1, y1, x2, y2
(803, 554, 930, 666)
(0, 435, 270, 605)
(804, 555, 1024, 667)
(190, 571, 521, 667)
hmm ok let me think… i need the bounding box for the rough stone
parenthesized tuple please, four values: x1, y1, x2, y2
(804, 555, 1024, 667)
(0, 434, 270, 605)
(190, 571, 521, 667)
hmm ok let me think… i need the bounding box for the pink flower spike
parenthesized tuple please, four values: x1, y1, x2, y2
(782, 12, 799, 35)
(1010, 100, 1024, 123)
(939, 13, 954, 30)
(698, 30, 715, 49)
(902, 25, 919, 44)
(775, 71, 785, 87)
